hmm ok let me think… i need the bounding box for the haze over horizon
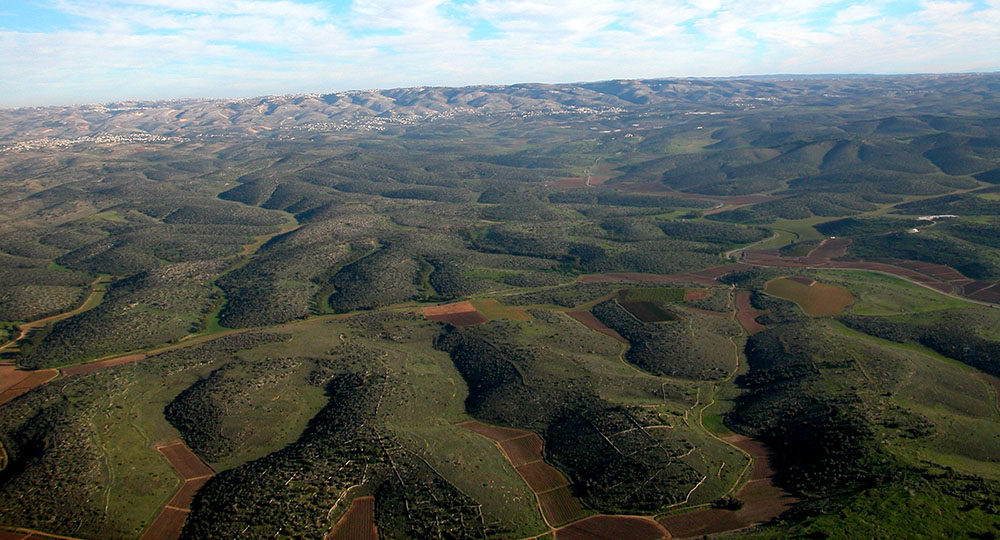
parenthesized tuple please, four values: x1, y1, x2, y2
(2, 0, 1000, 107)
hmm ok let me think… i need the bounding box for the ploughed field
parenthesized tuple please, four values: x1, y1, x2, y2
(3, 73, 1000, 540)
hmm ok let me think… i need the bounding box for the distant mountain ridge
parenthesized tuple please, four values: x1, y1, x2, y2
(2, 73, 998, 143)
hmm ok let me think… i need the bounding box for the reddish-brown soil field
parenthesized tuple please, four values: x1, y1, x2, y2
(724, 435, 776, 480)
(556, 515, 668, 540)
(683, 289, 710, 301)
(659, 434, 795, 538)
(458, 420, 530, 442)
(0, 531, 27, 540)
(499, 434, 545, 467)
(785, 276, 816, 286)
(423, 302, 488, 326)
(326, 496, 378, 540)
(565, 311, 628, 343)
(157, 441, 214, 480)
(805, 237, 851, 260)
(0, 368, 59, 406)
(969, 284, 1000, 303)
(516, 461, 570, 493)
(620, 301, 675, 323)
(61, 354, 146, 377)
(963, 280, 995, 296)
(734, 291, 766, 334)
(140, 507, 189, 540)
(167, 476, 211, 509)
(142, 441, 214, 540)
(763, 278, 855, 316)
(461, 421, 589, 528)
(422, 301, 476, 316)
(538, 486, 587, 526)
(431, 311, 488, 326)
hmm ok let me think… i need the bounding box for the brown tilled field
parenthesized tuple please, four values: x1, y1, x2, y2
(157, 441, 214, 480)
(659, 434, 795, 538)
(61, 353, 146, 377)
(555, 515, 668, 540)
(140, 507, 189, 540)
(735, 291, 766, 334)
(620, 301, 676, 323)
(969, 283, 1000, 303)
(422, 301, 488, 326)
(0, 368, 59, 406)
(805, 237, 851, 260)
(538, 486, 587, 526)
(499, 434, 545, 467)
(142, 441, 215, 540)
(422, 301, 477, 316)
(461, 421, 589, 528)
(326, 496, 378, 540)
(167, 476, 211, 509)
(763, 278, 855, 316)
(683, 289, 711, 301)
(565, 311, 628, 343)
(516, 461, 570, 493)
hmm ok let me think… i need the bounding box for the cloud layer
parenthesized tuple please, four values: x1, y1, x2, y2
(2, 0, 999, 106)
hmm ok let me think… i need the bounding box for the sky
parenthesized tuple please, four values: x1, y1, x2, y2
(1, 0, 999, 107)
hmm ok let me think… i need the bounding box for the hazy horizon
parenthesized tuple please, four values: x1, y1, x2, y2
(3, 0, 1000, 108)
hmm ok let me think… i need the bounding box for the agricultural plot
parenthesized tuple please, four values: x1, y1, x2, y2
(763, 277, 855, 315)
(0, 366, 58, 405)
(141, 440, 214, 540)
(422, 301, 487, 326)
(555, 516, 668, 540)
(565, 310, 628, 343)
(326, 496, 378, 540)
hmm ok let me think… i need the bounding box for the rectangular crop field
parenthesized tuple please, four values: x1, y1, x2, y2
(620, 301, 678, 322)
(167, 477, 211, 510)
(326, 496, 378, 540)
(157, 441, 214, 480)
(516, 461, 570, 493)
(734, 292, 766, 334)
(140, 507, 189, 540)
(556, 516, 667, 540)
(565, 311, 628, 343)
(423, 302, 488, 326)
(499, 434, 544, 467)
(763, 277, 855, 316)
(537, 486, 587, 526)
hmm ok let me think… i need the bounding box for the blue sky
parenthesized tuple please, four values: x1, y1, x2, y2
(1, 0, 998, 107)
